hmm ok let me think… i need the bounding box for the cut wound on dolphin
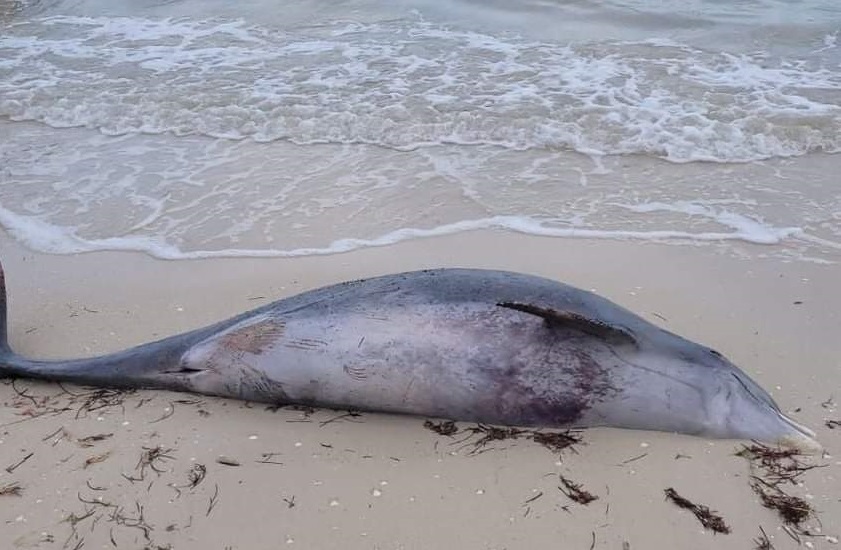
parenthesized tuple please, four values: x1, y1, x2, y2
(497, 302, 638, 347)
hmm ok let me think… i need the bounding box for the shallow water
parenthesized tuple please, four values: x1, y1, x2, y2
(1, 0, 840, 261)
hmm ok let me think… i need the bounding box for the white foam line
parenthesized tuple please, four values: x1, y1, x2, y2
(612, 200, 795, 244)
(794, 232, 841, 250)
(0, 205, 808, 261)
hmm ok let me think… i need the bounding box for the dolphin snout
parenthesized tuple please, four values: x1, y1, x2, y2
(725, 371, 821, 453)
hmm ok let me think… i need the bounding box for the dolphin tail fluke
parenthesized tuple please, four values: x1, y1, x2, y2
(0, 257, 41, 379)
(0, 257, 11, 357)
(0, 257, 197, 389)
(0, 257, 32, 382)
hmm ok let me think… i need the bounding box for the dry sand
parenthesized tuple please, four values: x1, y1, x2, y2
(1, 230, 839, 550)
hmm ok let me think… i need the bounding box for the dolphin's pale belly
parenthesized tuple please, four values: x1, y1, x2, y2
(180, 302, 625, 428)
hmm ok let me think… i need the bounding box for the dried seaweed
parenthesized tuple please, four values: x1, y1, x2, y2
(42, 427, 66, 443)
(77, 433, 114, 447)
(215, 456, 240, 467)
(5, 451, 33, 473)
(423, 420, 458, 436)
(83, 451, 112, 469)
(619, 453, 648, 465)
(750, 477, 813, 526)
(108, 502, 153, 542)
(63, 508, 96, 525)
(125, 446, 175, 481)
(736, 443, 818, 526)
(753, 527, 775, 550)
(77, 491, 117, 509)
(187, 464, 207, 489)
(11, 379, 41, 407)
(206, 484, 220, 517)
(425, 420, 582, 455)
(1, 383, 72, 428)
(257, 452, 283, 465)
(139, 397, 199, 423)
(149, 403, 176, 423)
(266, 403, 316, 416)
(0, 482, 22, 496)
(827, 420, 841, 429)
(522, 491, 544, 506)
(318, 411, 362, 427)
(62, 506, 96, 550)
(71, 388, 134, 418)
(461, 424, 525, 454)
(531, 430, 582, 453)
(735, 444, 822, 486)
(283, 404, 315, 416)
(85, 480, 107, 491)
(558, 475, 598, 505)
(664, 487, 731, 534)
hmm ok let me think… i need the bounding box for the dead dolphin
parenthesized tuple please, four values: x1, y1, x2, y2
(0, 260, 820, 451)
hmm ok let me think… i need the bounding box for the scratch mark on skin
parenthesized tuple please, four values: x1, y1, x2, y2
(174, 317, 291, 402)
(284, 339, 327, 351)
(402, 377, 416, 402)
(220, 318, 286, 355)
(211, 318, 286, 372)
(364, 314, 390, 321)
(605, 346, 700, 391)
(343, 364, 369, 381)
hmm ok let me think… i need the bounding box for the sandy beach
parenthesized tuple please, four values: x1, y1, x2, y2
(2, 0, 839, 547)
(1, 230, 839, 550)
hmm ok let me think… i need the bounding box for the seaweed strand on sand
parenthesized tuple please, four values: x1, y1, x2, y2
(664, 487, 731, 534)
(423, 420, 582, 454)
(558, 474, 598, 505)
(735, 443, 819, 527)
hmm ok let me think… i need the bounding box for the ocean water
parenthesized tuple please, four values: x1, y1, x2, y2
(1, 0, 840, 261)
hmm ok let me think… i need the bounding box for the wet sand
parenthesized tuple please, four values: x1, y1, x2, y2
(1, 230, 839, 549)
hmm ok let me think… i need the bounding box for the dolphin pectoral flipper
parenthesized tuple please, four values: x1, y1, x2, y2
(497, 301, 638, 347)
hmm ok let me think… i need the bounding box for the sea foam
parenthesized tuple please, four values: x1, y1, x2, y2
(1, 16, 840, 162)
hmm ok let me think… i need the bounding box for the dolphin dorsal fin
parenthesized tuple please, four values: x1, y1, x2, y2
(497, 301, 638, 348)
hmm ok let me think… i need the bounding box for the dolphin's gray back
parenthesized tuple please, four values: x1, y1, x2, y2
(276, 269, 614, 319)
(271, 269, 669, 345)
